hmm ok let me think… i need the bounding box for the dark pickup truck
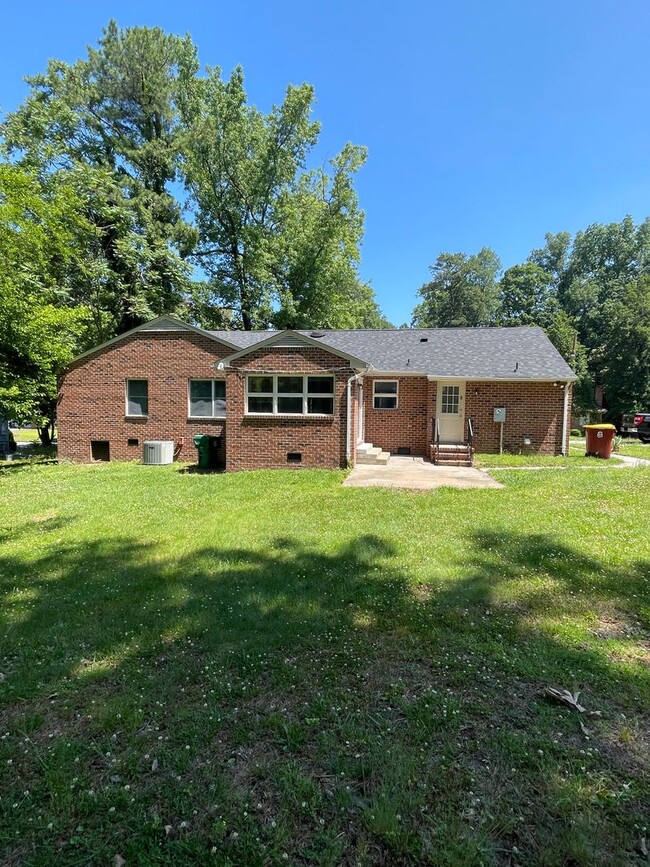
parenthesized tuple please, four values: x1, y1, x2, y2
(633, 412, 650, 443)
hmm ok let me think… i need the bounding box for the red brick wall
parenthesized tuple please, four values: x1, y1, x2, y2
(465, 380, 569, 455)
(362, 376, 431, 456)
(59, 329, 572, 467)
(225, 346, 354, 471)
(58, 331, 232, 463)
(359, 377, 569, 457)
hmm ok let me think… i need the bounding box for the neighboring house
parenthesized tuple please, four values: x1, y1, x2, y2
(57, 316, 576, 469)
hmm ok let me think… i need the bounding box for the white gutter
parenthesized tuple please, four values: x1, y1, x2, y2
(346, 370, 367, 465)
(561, 380, 570, 456)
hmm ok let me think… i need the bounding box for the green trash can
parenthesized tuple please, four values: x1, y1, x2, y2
(193, 434, 222, 469)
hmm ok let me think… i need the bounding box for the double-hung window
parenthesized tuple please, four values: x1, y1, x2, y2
(373, 380, 398, 409)
(247, 375, 334, 415)
(126, 379, 148, 416)
(188, 380, 226, 418)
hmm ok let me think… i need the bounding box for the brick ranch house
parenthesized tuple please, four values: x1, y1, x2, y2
(57, 316, 576, 470)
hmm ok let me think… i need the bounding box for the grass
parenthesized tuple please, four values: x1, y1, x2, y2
(474, 451, 609, 468)
(3, 444, 57, 466)
(615, 441, 650, 460)
(0, 462, 649, 866)
(11, 428, 43, 443)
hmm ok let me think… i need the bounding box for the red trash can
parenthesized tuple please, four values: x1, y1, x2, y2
(584, 423, 617, 459)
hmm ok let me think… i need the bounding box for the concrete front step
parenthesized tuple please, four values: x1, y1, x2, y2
(356, 445, 390, 465)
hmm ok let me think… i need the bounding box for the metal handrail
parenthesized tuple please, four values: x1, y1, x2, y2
(433, 416, 441, 464)
(467, 416, 474, 449)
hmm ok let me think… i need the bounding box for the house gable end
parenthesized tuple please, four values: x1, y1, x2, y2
(218, 329, 370, 369)
(68, 315, 241, 367)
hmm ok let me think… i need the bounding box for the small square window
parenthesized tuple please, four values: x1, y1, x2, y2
(277, 396, 303, 414)
(373, 380, 398, 409)
(248, 395, 273, 414)
(277, 376, 303, 394)
(248, 376, 274, 394)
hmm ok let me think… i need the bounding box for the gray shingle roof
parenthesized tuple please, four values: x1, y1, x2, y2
(208, 326, 576, 380)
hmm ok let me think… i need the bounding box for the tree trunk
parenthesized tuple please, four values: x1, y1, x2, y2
(38, 426, 52, 447)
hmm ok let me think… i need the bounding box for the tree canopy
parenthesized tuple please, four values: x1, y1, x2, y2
(412, 248, 501, 328)
(0, 164, 92, 437)
(0, 20, 388, 431)
(178, 65, 384, 330)
(414, 217, 650, 418)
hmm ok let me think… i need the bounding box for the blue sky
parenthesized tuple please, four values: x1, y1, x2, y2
(2, 1, 649, 325)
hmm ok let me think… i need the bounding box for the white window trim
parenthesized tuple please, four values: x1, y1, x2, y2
(246, 375, 335, 416)
(125, 379, 148, 417)
(188, 379, 226, 419)
(373, 379, 399, 410)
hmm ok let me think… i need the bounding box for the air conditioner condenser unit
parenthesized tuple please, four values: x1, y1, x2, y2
(142, 440, 174, 465)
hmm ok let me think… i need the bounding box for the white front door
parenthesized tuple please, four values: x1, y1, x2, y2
(436, 381, 465, 442)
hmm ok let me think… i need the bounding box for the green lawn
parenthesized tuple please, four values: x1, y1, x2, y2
(474, 451, 610, 468)
(11, 428, 42, 443)
(616, 440, 650, 460)
(1, 463, 649, 866)
(569, 438, 650, 463)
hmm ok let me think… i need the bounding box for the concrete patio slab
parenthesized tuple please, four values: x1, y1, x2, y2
(343, 455, 504, 491)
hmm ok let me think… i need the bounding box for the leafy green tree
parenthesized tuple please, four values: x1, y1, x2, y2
(0, 164, 92, 440)
(528, 232, 571, 288)
(595, 276, 650, 418)
(412, 248, 501, 327)
(497, 263, 556, 326)
(558, 218, 650, 414)
(2, 21, 198, 335)
(496, 262, 593, 412)
(178, 65, 384, 330)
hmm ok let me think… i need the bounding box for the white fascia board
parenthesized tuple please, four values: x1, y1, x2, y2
(365, 370, 428, 377)
(425, 375, 578, 382)
(217, 329, 370, 369)
(69, 315, 241, 364)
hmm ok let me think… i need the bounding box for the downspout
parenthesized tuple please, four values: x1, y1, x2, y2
(346, 370, 368, 466)
(561, 380, 570, 456)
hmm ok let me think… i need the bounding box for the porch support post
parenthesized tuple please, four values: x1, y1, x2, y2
(346, 370, 367, 465)
(561, 380, 570, 456)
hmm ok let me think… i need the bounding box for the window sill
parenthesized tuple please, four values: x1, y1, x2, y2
(244, 413, 334, 419)
(125, 415, 148, 419)
(187, 416, 226, 421)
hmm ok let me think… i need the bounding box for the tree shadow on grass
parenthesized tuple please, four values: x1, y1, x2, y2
(0, 527, 647, 703)
(0, 528, 648, 865)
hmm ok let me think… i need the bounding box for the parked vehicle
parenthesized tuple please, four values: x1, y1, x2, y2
(633, 412, 650, 443)
(619, 412, 639, 437)
(0, 420, 17, 456)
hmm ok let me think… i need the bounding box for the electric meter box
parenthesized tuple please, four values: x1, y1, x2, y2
(493, 407, 506, 423)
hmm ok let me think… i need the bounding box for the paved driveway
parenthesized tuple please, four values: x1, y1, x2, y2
(343, 456, 503, 491)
